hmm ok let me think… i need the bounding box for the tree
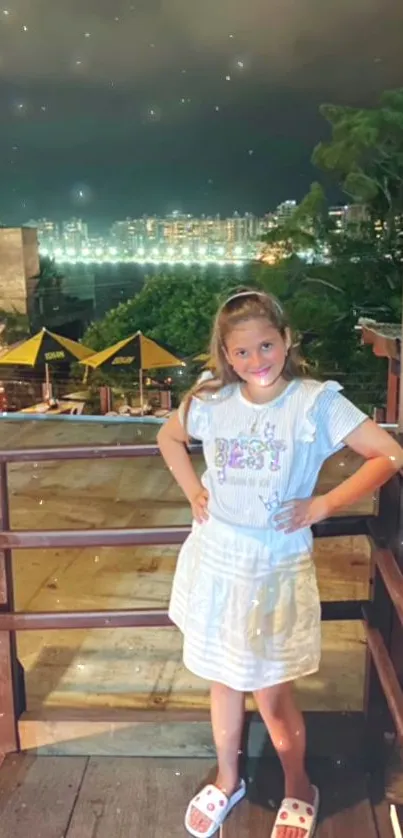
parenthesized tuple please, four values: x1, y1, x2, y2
(84, 269, 234, 357)
(313, 90, 403, 310)
(82, 269, 237, 396)
(254, 252, 387, 413)
(261, 183, 332, 259)
(313, 89, 403, 228)
(257, 91, 403, 412)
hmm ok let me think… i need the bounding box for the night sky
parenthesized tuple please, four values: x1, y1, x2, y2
(1, 0, 403, 227)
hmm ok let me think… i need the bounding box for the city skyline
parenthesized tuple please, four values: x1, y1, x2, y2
(1, 2, 402, 225)
(25, 208, 281, 264)
(22, 201, 297, 233)
(22, 200, 353, 265)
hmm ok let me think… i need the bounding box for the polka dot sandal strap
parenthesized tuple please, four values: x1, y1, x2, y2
(185, 780, 246, 838)
(270, 786, 319, 837)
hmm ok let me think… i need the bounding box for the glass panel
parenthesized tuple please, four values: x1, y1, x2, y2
(6, 416, 372, 713)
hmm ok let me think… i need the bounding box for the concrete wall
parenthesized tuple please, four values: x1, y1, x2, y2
(0, 227, 40, 314)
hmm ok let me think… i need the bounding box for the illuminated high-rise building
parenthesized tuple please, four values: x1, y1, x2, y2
(275, 200, 297, 225)
(328, 206, 347, 231)
(27, 218, 59, 252)
(62, 218, 88, 252)
(110, 218, 137, 254)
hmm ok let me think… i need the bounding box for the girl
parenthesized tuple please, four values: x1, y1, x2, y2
(157, 289, 402, 838)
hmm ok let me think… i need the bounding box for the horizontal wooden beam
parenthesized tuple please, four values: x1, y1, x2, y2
(0, 443, 201, 463)
(0, 600, 368, 631)
(0, 515, 372, 551)
(0, 608, 172, 631)
(0, 527, 191, 550)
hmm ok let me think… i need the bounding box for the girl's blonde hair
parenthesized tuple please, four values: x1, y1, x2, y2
(183, 288, 306, 431)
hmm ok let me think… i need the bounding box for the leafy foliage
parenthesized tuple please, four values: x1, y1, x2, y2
(84, 269, 234, 357)
(257, 90, 403, 410)
(313, 89, 403, 225)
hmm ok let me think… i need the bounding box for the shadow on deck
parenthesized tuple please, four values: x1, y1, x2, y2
(0, 713, 399, 837)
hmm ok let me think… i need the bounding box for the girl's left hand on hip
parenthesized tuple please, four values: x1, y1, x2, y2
(274, 495, 329, 533)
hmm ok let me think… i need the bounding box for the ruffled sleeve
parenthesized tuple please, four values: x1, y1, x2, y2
(299, 379, 368, 457)
(177, 395, 212, 442)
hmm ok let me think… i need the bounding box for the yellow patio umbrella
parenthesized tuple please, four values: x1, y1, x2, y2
(81, 331, 185, 413)
(0, 327, 94, 399)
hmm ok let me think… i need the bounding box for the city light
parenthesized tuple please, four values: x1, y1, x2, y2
(38, 248, 252, 265)
(28, 206, 316, 266)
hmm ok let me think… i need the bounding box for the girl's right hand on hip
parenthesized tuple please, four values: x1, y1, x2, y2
(190, 488, 209, 523)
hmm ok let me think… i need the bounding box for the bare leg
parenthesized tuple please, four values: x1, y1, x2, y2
(189, 682, 245, 834)
(254, 682, 315, 838)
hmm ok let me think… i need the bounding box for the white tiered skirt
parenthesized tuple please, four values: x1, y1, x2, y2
(169, 516, 321, 692)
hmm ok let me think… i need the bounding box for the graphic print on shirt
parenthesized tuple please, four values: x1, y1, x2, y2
(215, 422, 287, 484)
(259, 490, 281, 527)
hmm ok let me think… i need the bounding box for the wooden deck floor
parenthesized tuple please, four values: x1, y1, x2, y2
(0, 752, 395, 838)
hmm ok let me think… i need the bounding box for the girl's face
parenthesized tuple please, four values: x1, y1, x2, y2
(224, 317, 291, 391)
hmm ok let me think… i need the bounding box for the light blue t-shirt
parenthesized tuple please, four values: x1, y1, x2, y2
(179, 378, 367, 532)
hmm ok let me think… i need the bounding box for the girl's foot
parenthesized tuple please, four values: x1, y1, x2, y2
(272, 784, 319, 838)
(186, 776, 244, 835)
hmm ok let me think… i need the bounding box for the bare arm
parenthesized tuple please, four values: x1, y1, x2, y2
(275, 419, 403, 532)
(157, 411, 204, 503)
(324, 418, 403, 516)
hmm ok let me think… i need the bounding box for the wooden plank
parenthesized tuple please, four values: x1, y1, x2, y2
(223, 798, 276, 836)
(0, 754, 36, 817)
(223, 760, 277, 836)
(317, 798, 379, 837)
(0, 754, 88, 838)
(66, 757, 216, 837)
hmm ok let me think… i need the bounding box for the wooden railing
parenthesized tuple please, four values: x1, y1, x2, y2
(363, 470, 403, 821)
(0, 441, 403, 808)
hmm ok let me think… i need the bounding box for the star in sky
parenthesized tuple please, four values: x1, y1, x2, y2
(0, 0, 401, 224)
